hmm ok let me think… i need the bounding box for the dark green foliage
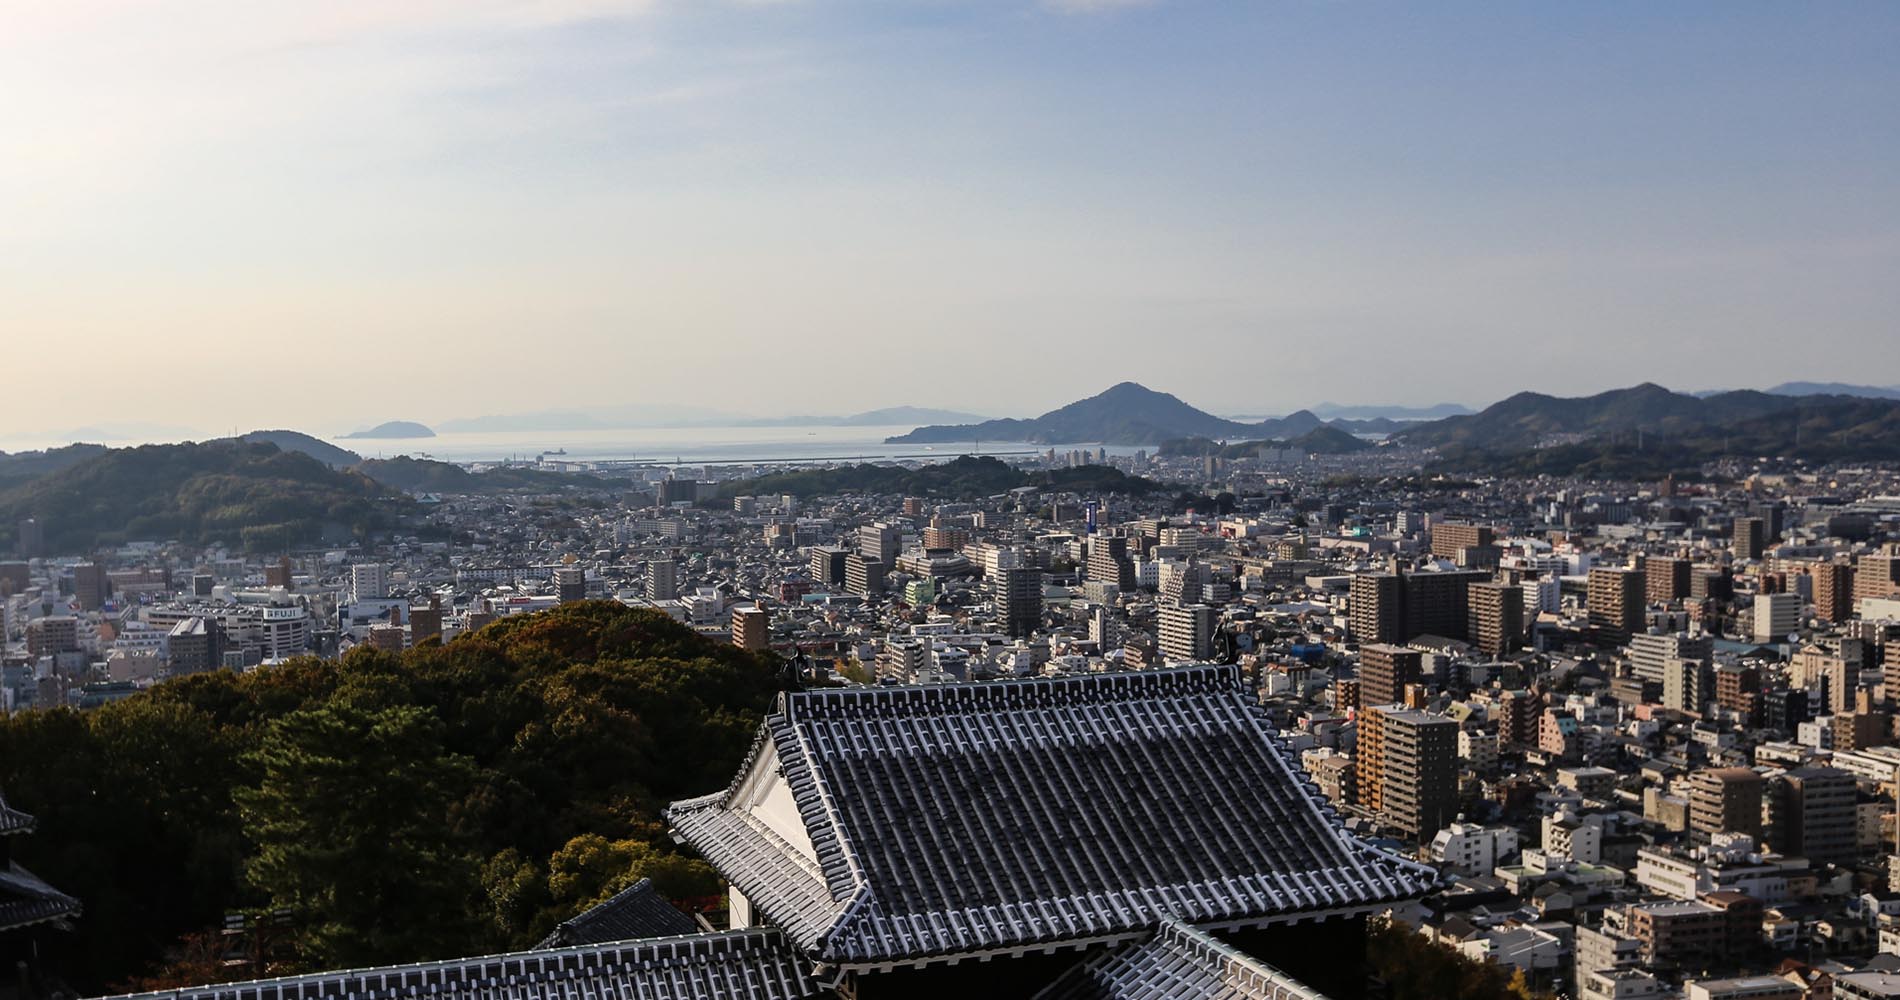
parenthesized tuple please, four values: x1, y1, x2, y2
(0, 443, 109, 490)
(1159, 425, 1373, 458)
(889, 382, 1267, 445)
(355, 455, 615, 494)
(718, 454, 1163, 499)
(236, 431, 363, 469)
(0, 603, 783, 988)
(0, 440, 403, 553)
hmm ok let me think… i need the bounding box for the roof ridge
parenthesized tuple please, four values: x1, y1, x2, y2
(782, 665, 1242, 721)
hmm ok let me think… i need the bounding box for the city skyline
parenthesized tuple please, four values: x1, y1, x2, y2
(5, 2, 1898, 432)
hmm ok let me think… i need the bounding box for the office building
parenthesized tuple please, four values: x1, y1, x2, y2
(25, 616, 78, 658)
(555, 565, 587, 603)
(1468, 581, 1524, 656)
(732, 605, 769, 652)
(14, 518, 44, 558)
(845, 554, 886, 598)
(410, 597, 443, 645)
(1588, 567, 1646, 645)
(994, 559, 1042, 639)
(1158, 604, 1216, 663)
(1691, 567, 1734, 602)
(1430, 522, 1495, 562)
(1087, 534, 1136, 591)
(1629, 631, 1714, 684)
(1688, 768, 1764, 841)
(1857, 553, 1900, 604)
(859, 523, 901, 569)
(809, 547, 848, 589)
(166, 616, 227, 675)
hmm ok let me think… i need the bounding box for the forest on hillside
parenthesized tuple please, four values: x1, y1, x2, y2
(0, 603, 784, 991)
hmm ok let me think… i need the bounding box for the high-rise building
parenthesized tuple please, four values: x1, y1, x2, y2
(1753, 592, 1801, 643)
(72, 562, 107, 611)
(646, 559, 678, 601)
(350, 562, 388, 603)
(166, 616, 227, 675)
(1771, 766, 1857, 865)
(1629, 631, 1714, 684)
(994, 559, 1042, 639)
(192, 571, 215, 598)
(1359, 644, 1422, 708)
(1158, 604, 1217, 663)
(809, 547, 849, 589)
(1468, 581, 1523, 657)
(1350, 569, 1486, 645)
(555, 565, 587, 603)
(1763, 688, 1811, 733)
(25, 616, 78, 658)
(1645, 557, 1692, 603)
(1662, 657, 1712, 714)
(859, 523, 901, 568)
(1357, 705, 1457, 842)
(1497, 688, 1541, 748)
(1812, 561, 1856, 624)
(901, 497, 925, 518)
(1715, 663, 1762, 724)
(1688, 767, 1764, 841)
(845, 554, 886, 598)
(1732, 517, 1765, 561)
(0, 562, 27, 595)
(1587, 567, 1645, 645)
(1855, 553, 1900, 604)
(1087, 535, 1136, 591)
(1690, 567, 1733, 602)
(732, 605, 769, 652)
(15, 518, 44, 558)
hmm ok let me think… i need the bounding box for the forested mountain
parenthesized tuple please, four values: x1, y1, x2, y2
(0, 603, 784, 990)
(888, 382, 1263, 445)
(236, 430, 363, 468)
(1158, 425, 1373, 458)
(0, 440, 400, 554)
(355, 456, 614, 494)
(717, 454, 1162, 498)
(0, 443, 109, 489)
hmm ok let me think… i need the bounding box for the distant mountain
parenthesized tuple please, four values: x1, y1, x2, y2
(1396, 383, 1900, 476)
(1764, 382, 1900, 401)
(356, 456, 612, 494)
(0, 440, 401, 554)
(834, 406, 988, 427)
(436, 411, 611, 434)
(0, 444, 110, 489)
(344, 420, 436, 440)
(715, 454, 1164, 499)
(888, 383, 1264, 446)
(1307, 401, 1475, 421)
(236, 430, 363, 469)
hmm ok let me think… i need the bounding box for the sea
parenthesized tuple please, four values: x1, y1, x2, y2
(0, 425, 1115, 468)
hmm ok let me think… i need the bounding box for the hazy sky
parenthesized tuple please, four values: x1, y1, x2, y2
(4, 1, 1897, 436)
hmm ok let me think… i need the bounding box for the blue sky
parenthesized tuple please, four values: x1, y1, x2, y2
(2, 1, 1896, 433)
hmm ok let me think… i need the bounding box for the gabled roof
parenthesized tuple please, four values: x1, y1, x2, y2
(1, 862, 82, 934)
(668, 666, 1435, 967)
(1034, 919, 1330, 1000)
(91, 929, 821, 1000)
(534, 878, 699, 949)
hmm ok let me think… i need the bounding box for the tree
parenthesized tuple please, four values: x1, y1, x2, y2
(236, 702, 479, 969)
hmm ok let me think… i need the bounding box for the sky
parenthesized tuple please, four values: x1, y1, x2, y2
(3, 0, 1898, 438)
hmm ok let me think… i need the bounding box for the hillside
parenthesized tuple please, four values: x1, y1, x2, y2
(1391, 383, 1818, 452)
(0, 602, 782, 989)
(717, 454, 1163, 498)
(0, 443, 110, 489)
(888, 383, 1263, 445)
(237, 430, 363, 468)
(356, 456, 615, 493)
(344, 420, 436, 439)
(0, 440, 404, 554)
(1427, 394, 1900, 477)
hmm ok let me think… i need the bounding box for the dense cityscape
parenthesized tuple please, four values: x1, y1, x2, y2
(6, 377, 1900, 998)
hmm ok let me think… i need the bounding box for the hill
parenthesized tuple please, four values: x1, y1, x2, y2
(356, 456, 615, 493)
(1414, 388, 1900, 477)
(717, 454, 1163, 498)
(237, 430, 363, 468)
(888, 382, 1263, 445)
(0, 443, 110, 489)
(1764, 381, 1900, 401)
(0, 440, 404, 554)
(344, 420, 436, 439)
(832, 406, 987, 426)
(1308, 401, 1474, 421)
(0, 602, 783, 988)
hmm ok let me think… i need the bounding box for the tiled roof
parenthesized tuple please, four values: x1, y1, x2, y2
(668, 666, 1435, 966)
(534, 878, 699, 949)
(1035, 919, 1331, 1000)
(1, 862, 83, 933)
(90, 930, 821, 1000)
(0, 790, 35, 836)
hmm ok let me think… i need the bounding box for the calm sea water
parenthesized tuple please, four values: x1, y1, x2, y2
(0, 425, 1089, 466)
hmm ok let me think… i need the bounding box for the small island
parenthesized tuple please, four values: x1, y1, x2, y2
(343, 420, 436, 439)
